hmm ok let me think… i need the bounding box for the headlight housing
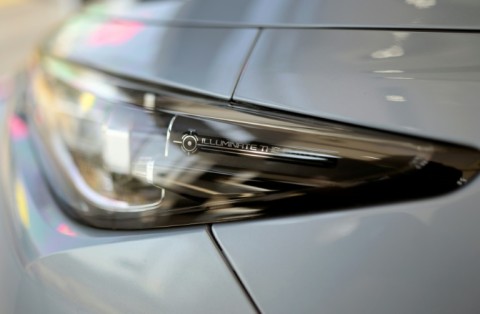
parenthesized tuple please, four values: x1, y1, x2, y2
(21, 56, 480, 229)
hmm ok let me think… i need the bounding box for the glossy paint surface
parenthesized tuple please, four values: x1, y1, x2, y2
(4, 2, 480, 313)
(87, 0, 480, 30)
(214, 177, 480, 313)
(235, 29, 480, 148)
(0, 99, 255, 313)
(47, 16, 257, 98)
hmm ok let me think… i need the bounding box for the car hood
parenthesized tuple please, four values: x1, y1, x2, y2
(58, 1, 480, 148)
(87, 0, 480, 30)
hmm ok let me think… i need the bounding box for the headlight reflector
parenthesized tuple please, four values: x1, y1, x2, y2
(24, 57, 480, 229)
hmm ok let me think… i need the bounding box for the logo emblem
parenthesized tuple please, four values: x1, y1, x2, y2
(172, 129, 337, 167)
(180, 130, 199, 154)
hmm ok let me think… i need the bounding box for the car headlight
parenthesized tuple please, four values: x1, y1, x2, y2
(21, 55, 480, 229)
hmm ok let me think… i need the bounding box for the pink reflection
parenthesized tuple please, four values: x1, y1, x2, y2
(88, 20, 144, 46)
(57, 223, 77, 237)
(8, 115, 28, 140)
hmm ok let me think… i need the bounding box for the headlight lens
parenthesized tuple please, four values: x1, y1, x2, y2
(24, 56, 480, 229)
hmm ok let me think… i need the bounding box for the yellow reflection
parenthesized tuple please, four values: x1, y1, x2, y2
(33, 71, 54, 107)
(0, 0, 25, 8)
(79, 92, 95, 113)
(15, 181, 30, 228)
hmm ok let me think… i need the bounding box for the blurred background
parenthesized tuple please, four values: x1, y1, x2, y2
(0, 0, 79, 75)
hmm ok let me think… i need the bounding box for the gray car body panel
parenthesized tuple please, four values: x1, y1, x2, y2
(48, 15, 258, 99)
(217, 27, 480, 313)
(0, 104, 256, 313)
(234, 29, 480, 148)
(88, 0, 480, 30)
(213, 178, 480, 314)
